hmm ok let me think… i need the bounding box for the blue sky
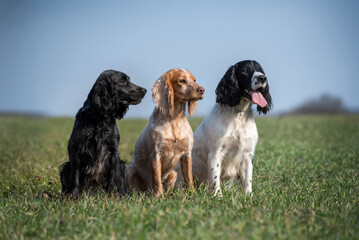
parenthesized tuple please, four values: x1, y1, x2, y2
(1, 0, 358, 117)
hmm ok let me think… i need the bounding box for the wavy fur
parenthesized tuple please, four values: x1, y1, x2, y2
(59, 70, 146, 197)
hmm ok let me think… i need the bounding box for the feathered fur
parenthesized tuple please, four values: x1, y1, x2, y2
(125, 68, 204, 197)
(59, 70, 146, 197)
(176, 60, 272, 196)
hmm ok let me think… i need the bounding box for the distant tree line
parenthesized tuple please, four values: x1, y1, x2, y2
(288, 94, 349, 115)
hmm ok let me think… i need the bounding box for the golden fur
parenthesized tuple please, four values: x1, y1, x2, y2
(125, 69, 204, 197)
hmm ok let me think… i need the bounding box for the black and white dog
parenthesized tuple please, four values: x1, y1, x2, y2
(60, 70, 146, 197)
(176, 60, 272, 196)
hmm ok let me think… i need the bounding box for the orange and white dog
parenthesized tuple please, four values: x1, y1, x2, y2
(125, 69, 204, 197)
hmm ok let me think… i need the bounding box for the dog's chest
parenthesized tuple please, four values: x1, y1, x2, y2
(84, 126, 117, 179)
(220, 118, 257, 178)
(161, 138, 190, 172)
(157, 122, 192, 173)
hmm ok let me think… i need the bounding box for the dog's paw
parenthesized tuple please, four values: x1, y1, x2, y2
(211, 187, 223, 198)
(188, 185, 196, 194)
(71, 188, 79, 198)
(154, 189, 164, 199)
(244, 190, 253, 197)
(214, 190, 223, 198)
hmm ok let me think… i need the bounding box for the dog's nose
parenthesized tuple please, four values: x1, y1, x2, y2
(196, 87, 205, 94)
(257, 75, 267, 84)
(141, 88, 147, 95)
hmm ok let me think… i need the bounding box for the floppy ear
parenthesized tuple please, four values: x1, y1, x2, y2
(215, 65, 242, 106)
(152, 72, 174, 116)
(257, 83, 273, 114)
(89, 75, 113, 115)
(187, 101, 198, 116)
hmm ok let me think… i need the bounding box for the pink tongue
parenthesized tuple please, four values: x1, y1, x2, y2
(250, 91, 267, 108)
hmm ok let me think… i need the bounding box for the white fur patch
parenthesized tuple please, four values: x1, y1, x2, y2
(175, 102, 258, 195)
(251, 62, 266, 91)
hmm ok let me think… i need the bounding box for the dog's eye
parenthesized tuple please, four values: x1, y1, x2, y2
(193, 79, 196, 82)
(179, 79, 186, 83)
(119, 80, 127, 85)
(242, 68, 248, 74)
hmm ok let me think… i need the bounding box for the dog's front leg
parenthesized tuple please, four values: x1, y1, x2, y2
(238, 152, 253, 194)
(107, 156, 118, 193)
(208, 151, 222, 197)
(69, 160, 80, 197)
(180, 153, 194, 189)
(151, 158, 163, 197)
(163, 170, 177, 192)
(107, 156, 127, 195)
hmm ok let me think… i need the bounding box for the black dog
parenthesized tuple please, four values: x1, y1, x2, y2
(60, 70, 147, 197)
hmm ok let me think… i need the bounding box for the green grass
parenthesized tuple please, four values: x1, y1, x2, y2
(0, 115, 358, 239)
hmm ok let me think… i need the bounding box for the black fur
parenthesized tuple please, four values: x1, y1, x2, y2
(216, 60, 272, 114)
(59, 70, 147, 197)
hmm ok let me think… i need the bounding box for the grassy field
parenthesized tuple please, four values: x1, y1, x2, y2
(0, 115, 358, 239)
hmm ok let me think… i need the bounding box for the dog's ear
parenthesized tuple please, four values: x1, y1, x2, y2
(152, 71, 174, 116)
(88, 74, 113, 115)
(216, 65, 242, 106)
(257, 83, 273, 114)
(187, 101, 198, 116)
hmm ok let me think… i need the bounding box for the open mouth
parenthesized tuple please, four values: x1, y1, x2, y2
(245, 89, 267, 108)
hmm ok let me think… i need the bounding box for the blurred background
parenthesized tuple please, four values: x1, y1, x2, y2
(1, 0, 358, 118)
